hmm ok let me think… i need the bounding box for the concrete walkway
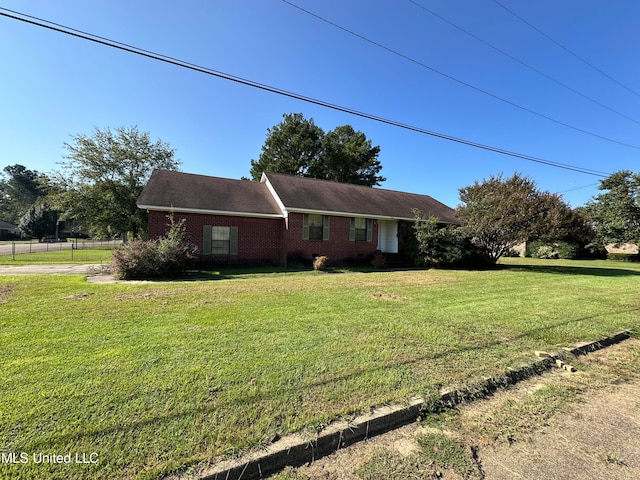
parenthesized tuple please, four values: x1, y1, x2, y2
(0, 264, 103, 275)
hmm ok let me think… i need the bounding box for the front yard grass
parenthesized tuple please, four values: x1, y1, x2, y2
(1, 258, 639, 479)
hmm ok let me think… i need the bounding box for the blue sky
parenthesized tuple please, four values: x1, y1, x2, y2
(1, 0, 639, 208)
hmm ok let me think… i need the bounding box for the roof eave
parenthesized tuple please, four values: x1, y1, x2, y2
(137, 204, 284, 219)
(285, 207, 452, 222)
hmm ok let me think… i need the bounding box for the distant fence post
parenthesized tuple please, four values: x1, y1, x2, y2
(12, 241, 15, 261)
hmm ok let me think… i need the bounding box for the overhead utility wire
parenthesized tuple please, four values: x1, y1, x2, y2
(559, 183, 599, 193)
(408, 0, 640, 126)
(0, 7, 608, 177)
(281, 0, 640, 151)
(494, 0, 640, 99)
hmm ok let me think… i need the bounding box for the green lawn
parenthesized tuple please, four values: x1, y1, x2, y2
(0, 247, 115, 265)
(1, 258, 639, 479)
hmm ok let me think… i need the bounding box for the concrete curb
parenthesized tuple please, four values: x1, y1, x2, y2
(200, 331, 632, 480)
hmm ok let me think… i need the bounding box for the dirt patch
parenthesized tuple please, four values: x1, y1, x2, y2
(0, 283, 14, 304)
(115, 290, 174, 301)
(63, 292, 95, 300)
(371, 291, 407, 301)
(270, 338, 640, 480)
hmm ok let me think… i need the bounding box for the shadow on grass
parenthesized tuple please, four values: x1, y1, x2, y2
(498, 263, 640, 277)
(180, 265, 382, 281)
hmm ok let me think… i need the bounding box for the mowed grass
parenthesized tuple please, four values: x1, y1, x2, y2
(1, 259, 639, 479)
(0, 247, 116, 265)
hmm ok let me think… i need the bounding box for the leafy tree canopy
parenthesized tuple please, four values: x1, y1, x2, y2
(249, 113, 324, 180)
(17, 201, 58, 239)
(586, 170, 640, 246)
(50, 126, 179, 238)
(456, 173, 575, 263)
(0, 164, 48, 224)
(308, 125, 384, 186)
(249, 113, 385, 186)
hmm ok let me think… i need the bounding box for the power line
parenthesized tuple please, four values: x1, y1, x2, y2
(0, 6, 610, 177)
(280, 0, 640, 151)
(559, 183, 599, 193)
(493, 0, 640, 99)
(408, 0, 640, 126)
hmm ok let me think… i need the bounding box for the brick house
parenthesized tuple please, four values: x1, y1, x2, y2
(137, 170, 458, 266)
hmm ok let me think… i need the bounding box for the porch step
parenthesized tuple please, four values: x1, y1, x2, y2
(381, 253, 415, 269)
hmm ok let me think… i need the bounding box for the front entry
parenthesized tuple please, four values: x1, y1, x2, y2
(377, 220, 398, 253)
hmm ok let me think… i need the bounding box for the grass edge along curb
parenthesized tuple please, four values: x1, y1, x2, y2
(198, 330, 632, 480)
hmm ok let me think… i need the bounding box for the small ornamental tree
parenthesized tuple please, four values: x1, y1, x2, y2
(456, 173, 574, 264)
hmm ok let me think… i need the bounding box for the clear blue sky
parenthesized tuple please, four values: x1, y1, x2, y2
(1, 0, 639, 208)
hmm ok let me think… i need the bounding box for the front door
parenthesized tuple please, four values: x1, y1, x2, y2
(378, 220, 398, 253)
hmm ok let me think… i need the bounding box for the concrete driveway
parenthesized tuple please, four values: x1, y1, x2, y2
(0, 264, 102, 275)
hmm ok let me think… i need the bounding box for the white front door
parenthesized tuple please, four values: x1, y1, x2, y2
(378, 220, 398, 253)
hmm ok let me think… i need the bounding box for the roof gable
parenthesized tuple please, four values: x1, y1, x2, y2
(262, 172, 458, 222)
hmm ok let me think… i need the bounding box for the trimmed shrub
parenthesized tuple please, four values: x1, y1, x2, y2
(525, 240, 544, 258)
(111, 240, 160, 279)
(582, 243, 608, 259)
(502, 248, 522, 258)
(533, 245, 558, 259)
(413, 215, 493, 269)
(371, 251, 386, 268)
(607, 252, 640, 262)
(286, 250, 310, 267)
(313, 255, 328, 271)
(528, 241, 581, 260)
(111, 215, 198, 279)
(555, 242, 580, 259)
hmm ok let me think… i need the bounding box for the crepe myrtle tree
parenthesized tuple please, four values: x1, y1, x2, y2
(456, 173, 575, 264)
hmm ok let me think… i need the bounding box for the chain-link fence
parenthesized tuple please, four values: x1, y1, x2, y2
(0, 238, 122, 260)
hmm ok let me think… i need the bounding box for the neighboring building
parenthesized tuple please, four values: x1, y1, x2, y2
(605, 243, 639, 255)
(137, 170, 458, 266)
(0, 220, 18, 240)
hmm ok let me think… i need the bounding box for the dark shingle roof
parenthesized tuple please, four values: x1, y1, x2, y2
(138, 170, 458, 223)
(137, 170, 283, 217)
(263, 172, 458, 223)
(0, 220, 17, 230)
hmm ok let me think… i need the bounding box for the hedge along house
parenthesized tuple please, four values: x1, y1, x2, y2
(137, 170, 458, 266)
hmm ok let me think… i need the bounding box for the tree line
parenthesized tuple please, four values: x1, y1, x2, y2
(1, 115, 639, 266)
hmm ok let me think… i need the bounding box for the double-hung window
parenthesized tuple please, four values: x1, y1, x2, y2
(203, 225, 238, 255)
(303, 214, 330, 241)
(350, 217, 373, 242)
(211, 226, 231, 254)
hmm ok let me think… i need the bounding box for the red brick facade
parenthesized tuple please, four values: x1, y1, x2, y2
(148, 210, 284, 265)
(284, 213, 379, 264)
(148, 210, 380, 266)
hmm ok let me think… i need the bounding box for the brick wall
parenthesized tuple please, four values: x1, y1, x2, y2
(148, 210, 284, 265)
(284, 213, 379, 264)
(148, 210, 381, 266)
